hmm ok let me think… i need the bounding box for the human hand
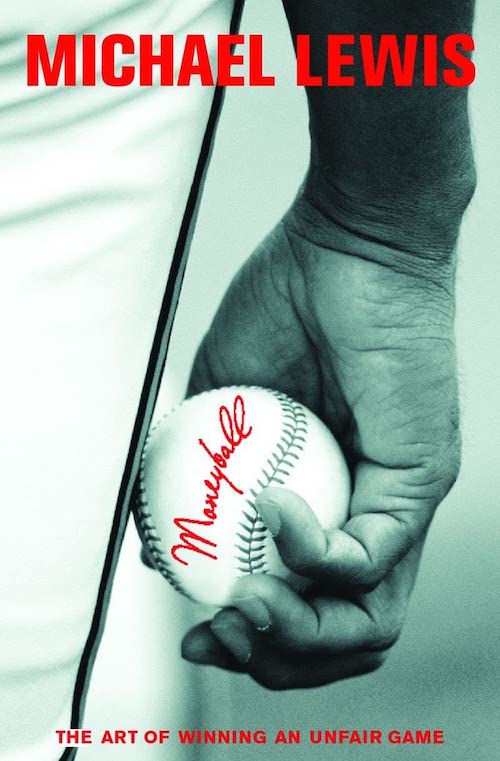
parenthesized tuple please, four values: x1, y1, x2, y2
(180, 196, 461, 689)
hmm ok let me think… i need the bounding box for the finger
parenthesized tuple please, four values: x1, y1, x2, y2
(229, 573, 388, 654)
(184, 612, 387, 690)
(324, 459, 442, 588)
(256, 463, 437, 590)
(246, 645, 387, 691)
(255, 486, 332, 576)
(181, 618, 249, 672)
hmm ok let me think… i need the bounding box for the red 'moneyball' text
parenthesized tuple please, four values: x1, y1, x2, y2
(171, 394, 252, 567)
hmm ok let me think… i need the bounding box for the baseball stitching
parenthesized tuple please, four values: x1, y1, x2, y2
(133, 388, 308, 599)
(234, 391, 307, 575)
(133, 462, 192, 599)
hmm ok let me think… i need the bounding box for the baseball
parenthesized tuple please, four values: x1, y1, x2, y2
(134, 386, 351, 606)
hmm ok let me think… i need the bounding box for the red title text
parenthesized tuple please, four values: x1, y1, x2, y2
(26, 33, 475, 88)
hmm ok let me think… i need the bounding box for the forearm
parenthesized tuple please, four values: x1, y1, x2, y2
(282, 0, 477, 257)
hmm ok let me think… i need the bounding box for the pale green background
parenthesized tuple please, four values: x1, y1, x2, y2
(84, 2, 499, 760)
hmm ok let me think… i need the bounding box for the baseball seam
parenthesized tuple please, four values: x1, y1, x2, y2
(133, 387, 308, 599)
(235, 390, 308, 576)
(133, 430, 193, 599)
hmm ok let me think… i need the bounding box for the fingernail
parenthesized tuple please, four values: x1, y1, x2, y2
(211, 617, 252, 664)
(255, 495, 282, 537)
(232, 595, 272, 632)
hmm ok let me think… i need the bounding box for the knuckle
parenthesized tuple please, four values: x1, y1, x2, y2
(351, 567, 387, 594)
(403, 431, 462, 509)
(364, 600, 405, 651)
(280, 548, 317, 579)
(369, 620, 402, 652)
(421, 436, 462, 501)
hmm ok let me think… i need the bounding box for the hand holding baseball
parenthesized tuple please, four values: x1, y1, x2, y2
(180, 199, 461, 689)
(135, 386, 350, 606)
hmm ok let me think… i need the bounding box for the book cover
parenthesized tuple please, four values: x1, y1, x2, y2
(1, 2, 497, 760)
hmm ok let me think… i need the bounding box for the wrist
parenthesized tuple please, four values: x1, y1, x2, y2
(284, 179, 471, 285)
(296, 162, 475, 266)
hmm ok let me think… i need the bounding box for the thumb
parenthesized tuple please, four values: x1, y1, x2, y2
(256, 458, 452, 591)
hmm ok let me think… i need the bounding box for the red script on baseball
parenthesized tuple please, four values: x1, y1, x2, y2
(171, 394, 253, 566)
